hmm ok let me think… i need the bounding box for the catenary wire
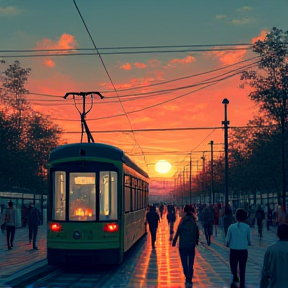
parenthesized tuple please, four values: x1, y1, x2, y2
(73, 0, 149, 172)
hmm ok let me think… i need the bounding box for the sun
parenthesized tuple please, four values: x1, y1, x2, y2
(155, 160, 172, 174)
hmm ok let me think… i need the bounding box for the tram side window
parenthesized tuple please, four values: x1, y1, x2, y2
(69, 173, 96, 221)
(124, 175, 131, 213)
(52, 171, 66, 221)
(100, 171, 118, 220)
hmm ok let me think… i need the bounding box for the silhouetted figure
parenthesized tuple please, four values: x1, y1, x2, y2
(159, 203, 164, 219)
(266, 204, 273, 231)
(5, 201, 16, 250)
(255, 205, 265, 238)
(260, 223, 288, 287)
(202, 204, 214, 246)
(223, 208, 235, 237)
(226, 208, 251, 288)
(167, 208, 176, 235)
(146, 205, 160, 248)
(27, 203, 41, 250)
(172, 205, 199, 287)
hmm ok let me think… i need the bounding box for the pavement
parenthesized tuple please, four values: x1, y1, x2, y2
(0, 224, 47, 287)
(0, 214, 280, 288)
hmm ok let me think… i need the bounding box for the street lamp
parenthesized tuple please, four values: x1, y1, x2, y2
(222, 98, 229, 207)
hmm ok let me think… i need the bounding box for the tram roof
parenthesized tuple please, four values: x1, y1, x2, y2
(49, 143, 149, 178)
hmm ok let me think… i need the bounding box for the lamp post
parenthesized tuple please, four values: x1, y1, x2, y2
(209, 140, 214, 204)
(222, 98, 230, 207)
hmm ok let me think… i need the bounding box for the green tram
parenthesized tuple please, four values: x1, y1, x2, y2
(47, 143, 149, 265)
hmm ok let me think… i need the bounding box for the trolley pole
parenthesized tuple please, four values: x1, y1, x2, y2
(222, 98, 230, 208)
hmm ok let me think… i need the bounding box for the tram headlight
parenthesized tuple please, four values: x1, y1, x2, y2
(50, 222, 62, 232)
(103, 223, 119, 233)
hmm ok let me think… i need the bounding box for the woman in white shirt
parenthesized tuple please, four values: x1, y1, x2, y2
(226, 208, 251, 288)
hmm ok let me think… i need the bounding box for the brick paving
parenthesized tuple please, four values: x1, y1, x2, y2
(0, 223, 47, 286)
(0, 213, 280, 288)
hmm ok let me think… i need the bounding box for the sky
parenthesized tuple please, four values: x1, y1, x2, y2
(1, 0, 288, 193)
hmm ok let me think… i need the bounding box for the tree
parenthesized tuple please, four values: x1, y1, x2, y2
(0, 60, 62, 193)
(241, 27, 288, 210)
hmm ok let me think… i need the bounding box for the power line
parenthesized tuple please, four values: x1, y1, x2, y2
(50, 60, 259, 122)
(59, 125, 278, 134)
(0, 47, 253, 58)
(0, 43, 253, 53)
(73, 0, 149, 171)
(27, 56, 259, 99)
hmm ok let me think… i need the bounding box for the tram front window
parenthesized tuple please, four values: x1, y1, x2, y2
(52, 171, 66, 221)
(69, 173, 96, 221)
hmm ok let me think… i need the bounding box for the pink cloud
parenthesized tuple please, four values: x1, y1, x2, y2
(210, 48, 247, 65)
(120, 63, 132, 70)
(35, 33, 78, 67)
(251, 30, 268, 43)
(168, 55, 195, 66)
(44, 59, 55, 67)
(134, 62, 146, 68)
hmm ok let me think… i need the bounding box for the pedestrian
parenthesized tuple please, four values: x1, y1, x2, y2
(223, 207, 235, 237)
(202, 204, 214, 246)
(167, 208, 176, 236)
(255, 205, 265, 238)
(146, 205, 160, 249)
(27, 203, 41, 250)
(266, 204, 273, 231)
(172, 205, 199, 287)
(159, 203, 165, 219)
(226, 208, 251, 288)
(260, 223, 288, 287)
(4, 201, 16, 250)
(213, 203, 221, 237)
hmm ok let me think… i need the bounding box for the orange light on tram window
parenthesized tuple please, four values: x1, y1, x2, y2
(50, 223, 62, 232)
(103, 223, 119, 233)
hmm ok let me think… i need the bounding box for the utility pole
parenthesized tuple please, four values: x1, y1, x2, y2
(222, 98, 230, 207)
(189, 152, 192, 204)
(64, 91, 104, 143)
(201, 153, 206, 203)
(209, 140, 214, 204)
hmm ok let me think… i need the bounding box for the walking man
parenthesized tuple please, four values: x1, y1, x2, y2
(5, 201, 16, 250)
(146, 205, 160, 248)
(255, 205, 265, 238)
(202, 204, 214, 245)
(27, 203, 41, 250)
(226, 208, 251, 288)
(172, 205, 199, 287)
(260, 223, 288, 287)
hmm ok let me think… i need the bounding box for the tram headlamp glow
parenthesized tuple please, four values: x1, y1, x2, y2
(50, 223, 62, 232)
(103, 223, 119, 233)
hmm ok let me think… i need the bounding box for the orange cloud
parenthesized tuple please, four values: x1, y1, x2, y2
(134, 62, 146, 68)
(168, 55, 195, 66)
(251, 30, 268, 43)
(210, 48, 247, 65)
(120, 63, 132, 70)
(44, 59, 55, 67)
(35, 33, 78, 67)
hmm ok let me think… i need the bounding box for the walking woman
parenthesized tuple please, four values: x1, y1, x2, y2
(172, 205, 199, 287)
(226, 208, 251, 288)
(5, 201, 16, 250)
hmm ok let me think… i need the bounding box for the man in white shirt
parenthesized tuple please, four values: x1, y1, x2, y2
(260, 223, 288, 288)
(226, 208, 251, 288)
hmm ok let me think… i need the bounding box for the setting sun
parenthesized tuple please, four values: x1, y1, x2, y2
(155, 160, 172, 174)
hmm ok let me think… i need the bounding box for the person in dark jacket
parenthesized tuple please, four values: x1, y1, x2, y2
(255, 205, 265, 238)
(223, 207, 235, 237)
(167, 207, 176, 235)
(146, 205, 160, 248)
(202, 204, 214, 246)
(27, 203, 41, 250)
(172, 205, 199, 287)
(266, 204, 273, 231)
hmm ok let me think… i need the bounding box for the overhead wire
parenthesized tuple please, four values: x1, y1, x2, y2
(50, 60, 259, 122)
(73, 0, 149, 172)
